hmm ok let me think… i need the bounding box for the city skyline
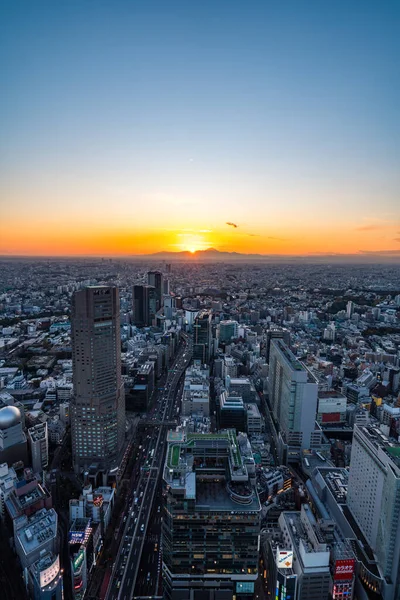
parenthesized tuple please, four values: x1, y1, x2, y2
(1, 1, 399, 257)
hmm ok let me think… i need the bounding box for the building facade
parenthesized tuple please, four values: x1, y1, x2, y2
(71, 286, 125, 480)
(162, 430, 261, 600)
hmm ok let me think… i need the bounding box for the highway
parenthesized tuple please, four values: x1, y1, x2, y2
(105, 333, 192, 600)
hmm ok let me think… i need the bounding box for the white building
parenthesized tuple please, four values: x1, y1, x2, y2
(347, 424, 400, 600)
(268, 340, 318, 463)
(246, 403, 263, 435)
(317, 391, 347, 424)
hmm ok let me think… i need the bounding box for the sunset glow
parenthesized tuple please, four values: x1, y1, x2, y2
(0, 2, 399, 258)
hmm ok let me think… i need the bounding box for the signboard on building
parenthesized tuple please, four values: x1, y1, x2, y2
(69, 530, 86, 544)
(334, 558, 355, 581)
(39, 555, 59, 589)
(276, 549, 294, 569)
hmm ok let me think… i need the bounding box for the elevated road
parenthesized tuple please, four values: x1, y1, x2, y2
(106, 334, 192, 600)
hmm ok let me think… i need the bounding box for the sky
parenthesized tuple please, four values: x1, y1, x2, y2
(0, 0, 399, 256)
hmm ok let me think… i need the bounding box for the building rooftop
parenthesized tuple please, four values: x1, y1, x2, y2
(14, 508, 57, 557)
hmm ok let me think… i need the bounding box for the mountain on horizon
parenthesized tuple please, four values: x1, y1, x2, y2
(140, 248, 400, 263)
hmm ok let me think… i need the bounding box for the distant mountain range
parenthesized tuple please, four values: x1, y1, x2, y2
(2, 248, 399, 263)
(139, 248, 400, 263)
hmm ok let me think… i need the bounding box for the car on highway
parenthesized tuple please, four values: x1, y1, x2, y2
(140, 524, 144, 532)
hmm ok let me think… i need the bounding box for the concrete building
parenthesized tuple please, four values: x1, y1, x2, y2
(181, 364, 210, 417)
(71, 286, 125, 482)
(273, 504, 331, 599)
(347, 424, 400, 600)
(162, 430, 261, 600)
(14, 507, 58, 569)
(28, 551, 63, 600)
(317, 391, 347, 425)
(0, 461, 18, 518)
(268, 340, 318, 463)
(28, 422, 49, 474)
(246, 403, 263, 436)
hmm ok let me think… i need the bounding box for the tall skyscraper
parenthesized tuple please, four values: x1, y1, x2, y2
(132, 284, 156, 327)
(193, 310, 212, 365)
(347, 424, 400, 600)
(268, 339, 318, 463)
(71, 287, 125, 480)
(162, 430, 260, 600)
(147, 270, 163, 311)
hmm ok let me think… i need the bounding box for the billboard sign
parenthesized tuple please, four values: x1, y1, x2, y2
(334, 559, 355, 581)
(276, 549, 294, 569)
(39, 555, 59, 589)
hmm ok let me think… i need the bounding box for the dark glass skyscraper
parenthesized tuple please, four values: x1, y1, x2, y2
(71, 286, 125, 480)
(147, 270, 163, 311)
(132, 284, 156, 327)
(193, 309, 212, 365)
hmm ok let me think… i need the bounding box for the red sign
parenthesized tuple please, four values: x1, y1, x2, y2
(334, 559, 355, 581)
(322, 412, 341, 423)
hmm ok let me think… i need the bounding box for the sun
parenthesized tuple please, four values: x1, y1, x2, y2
(189, 247, 196, 254)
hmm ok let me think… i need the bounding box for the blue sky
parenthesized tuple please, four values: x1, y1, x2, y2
(0, 0, 399, 255)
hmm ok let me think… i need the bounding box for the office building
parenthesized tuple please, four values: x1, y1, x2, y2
(28, 422, 49, 474)
(268, 340, 318, 463)
(264, 504, 331, 600)
(133, 284, 157, 327)
(347, 424, 400, 600)
(28, 551, 63, 600)
(246, 403, 262, 436)
(266, 328, 291, 362)
(71, 286, 125, 481)
(147, 270, 164, 311)
(218, 320, 239, 344)
(0, 405, 28, 466)
(181, 364, 210, 417)
(14, 507, 58, 569)
(193, 310, 212, 365)
(0, 461, 18, 517)
(162, 430, 261, 600)
(316, 391, 347, 425)
(218, 391, 246, 432)
(5, 467, 52, 519)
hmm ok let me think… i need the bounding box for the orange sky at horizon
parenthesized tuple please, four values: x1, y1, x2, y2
(1, 219, 399, 256)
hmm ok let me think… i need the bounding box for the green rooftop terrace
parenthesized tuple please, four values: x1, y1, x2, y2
(166, 430, 243, 470)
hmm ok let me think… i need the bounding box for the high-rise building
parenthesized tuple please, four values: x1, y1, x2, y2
(132, 284, 156, 327)
(162, 430, 260, 600)
(347, 424, 400, 600)
(193, 310, 212, 365)
(71, 286, 125, 480)
(346, 301, 354, 319)
(147, 270, 163, 311)
(28, 422, 49, 474)
(268, 340, 318, 463)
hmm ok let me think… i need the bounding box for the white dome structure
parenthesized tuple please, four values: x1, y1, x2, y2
(0, 405, 22, 430)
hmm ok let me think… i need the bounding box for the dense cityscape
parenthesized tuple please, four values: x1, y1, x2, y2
(0, 257, 399, 600)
